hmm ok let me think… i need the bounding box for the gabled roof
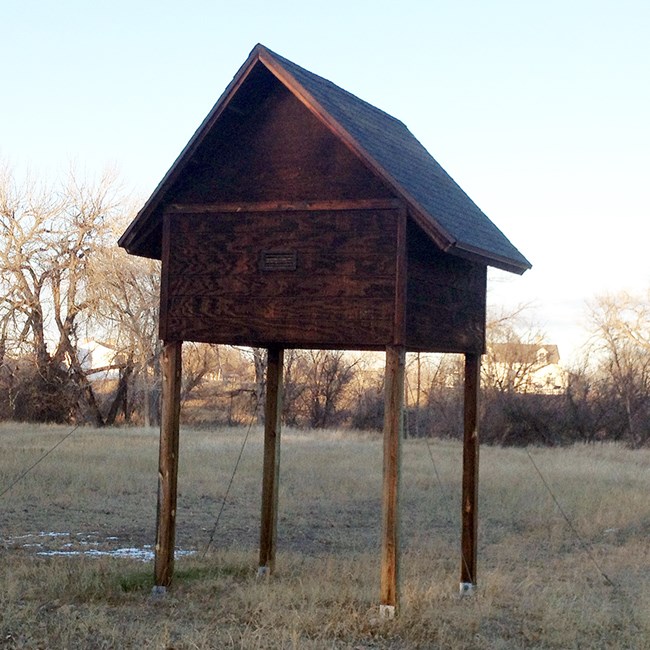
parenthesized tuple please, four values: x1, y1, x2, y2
(490, 343, 561, 365)
(119, 44, 531, 274)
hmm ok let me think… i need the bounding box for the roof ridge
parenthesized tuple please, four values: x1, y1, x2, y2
(257, 44, 407, 129)
(120, 44, 530, 274)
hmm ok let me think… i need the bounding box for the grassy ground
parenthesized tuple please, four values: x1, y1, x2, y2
(0, 422, 648, 649)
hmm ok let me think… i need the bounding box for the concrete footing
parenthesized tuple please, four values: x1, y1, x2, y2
(459, 582, 476, 596)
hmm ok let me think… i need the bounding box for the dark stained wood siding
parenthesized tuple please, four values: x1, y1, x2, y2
(160, 207, 401, 349)
(153, 63, 490, 354)
(170, 65, 394, 207)
(405, 219, 486, 353)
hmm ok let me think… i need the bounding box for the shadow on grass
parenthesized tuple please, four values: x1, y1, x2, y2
(118, 558, 255, 593)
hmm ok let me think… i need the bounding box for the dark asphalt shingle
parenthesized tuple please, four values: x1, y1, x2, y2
(120, 44, 530, 273)
(267, 46, 530, 271)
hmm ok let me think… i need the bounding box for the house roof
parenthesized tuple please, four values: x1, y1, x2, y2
(490, 343, 561, 366)
(119, 44, 531, 274)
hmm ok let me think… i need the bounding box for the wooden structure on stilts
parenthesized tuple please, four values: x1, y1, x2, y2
(119, 44, 530, 614)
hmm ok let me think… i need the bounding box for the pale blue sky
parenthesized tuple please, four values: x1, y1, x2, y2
(2, 0, 649, 361)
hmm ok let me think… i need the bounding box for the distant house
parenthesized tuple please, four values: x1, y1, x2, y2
(485, 343, 567, 394)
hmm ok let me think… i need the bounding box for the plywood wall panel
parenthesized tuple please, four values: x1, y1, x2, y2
(405, 220, 486, 353)
(162, 208, 399, 349)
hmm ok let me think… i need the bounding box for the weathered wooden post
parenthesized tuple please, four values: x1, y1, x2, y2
(154, 340, 183, 590)
(460, 351, 480, 593)
(258, 346, 284, 576)
(380, 344, 405, 617)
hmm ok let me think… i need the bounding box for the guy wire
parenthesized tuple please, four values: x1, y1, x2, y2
(425, 439, 484, 616)
(202, 397, 261, 558)
(525, 448, 614, 586)
(525, 447, 643, 636)
(0, 424, 81, 500)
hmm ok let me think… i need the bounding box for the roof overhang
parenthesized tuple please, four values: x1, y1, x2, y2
(119, 44, 530, 275)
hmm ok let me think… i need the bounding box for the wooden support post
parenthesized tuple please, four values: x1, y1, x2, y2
(154, 340, 182, 590)
(258, 346, 284, 576)
(460, 352, 481, 593)
(380, 345, 405, 616)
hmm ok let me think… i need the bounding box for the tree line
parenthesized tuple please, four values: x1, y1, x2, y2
(1, 168, 648, 446)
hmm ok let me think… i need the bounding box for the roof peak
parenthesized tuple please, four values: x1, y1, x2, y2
(119, 44, 530, 274)
(254, 44, 407, 129)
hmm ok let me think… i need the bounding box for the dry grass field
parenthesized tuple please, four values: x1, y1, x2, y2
(0, 422, 648, 649)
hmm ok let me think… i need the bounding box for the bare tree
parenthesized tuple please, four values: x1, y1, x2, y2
(87, 219, 161, 425)
(282, 349, 307, 426)
(403, 352, 463, 438)
(0, 164, 125, 422)
(180, 342, 222, 405)
(296, 350, 360, 428)
(587, 291, 650, 446)
(0, 167, 58, 366)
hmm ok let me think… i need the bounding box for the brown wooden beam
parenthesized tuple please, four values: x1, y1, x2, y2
(393, 206, 407, 347)
(166, 199, 402, 214)
(154, 340, 183, 589)
(380, 344, 405, 616)
(460, 352, 481, 593)
(258, 347, 284, 575)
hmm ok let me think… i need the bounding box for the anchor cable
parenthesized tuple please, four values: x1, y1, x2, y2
(525, 448, 614, 586)
(425, 439, 484, 614)
(525, 447, 644, 636)
(202, 398, 261, 558)
(0, 425, 81, 500)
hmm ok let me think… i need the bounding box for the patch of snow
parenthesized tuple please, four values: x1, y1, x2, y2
(4, 531, 195, 562)
(37, 547, 195, 561)
(38, 531, 71, 537)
